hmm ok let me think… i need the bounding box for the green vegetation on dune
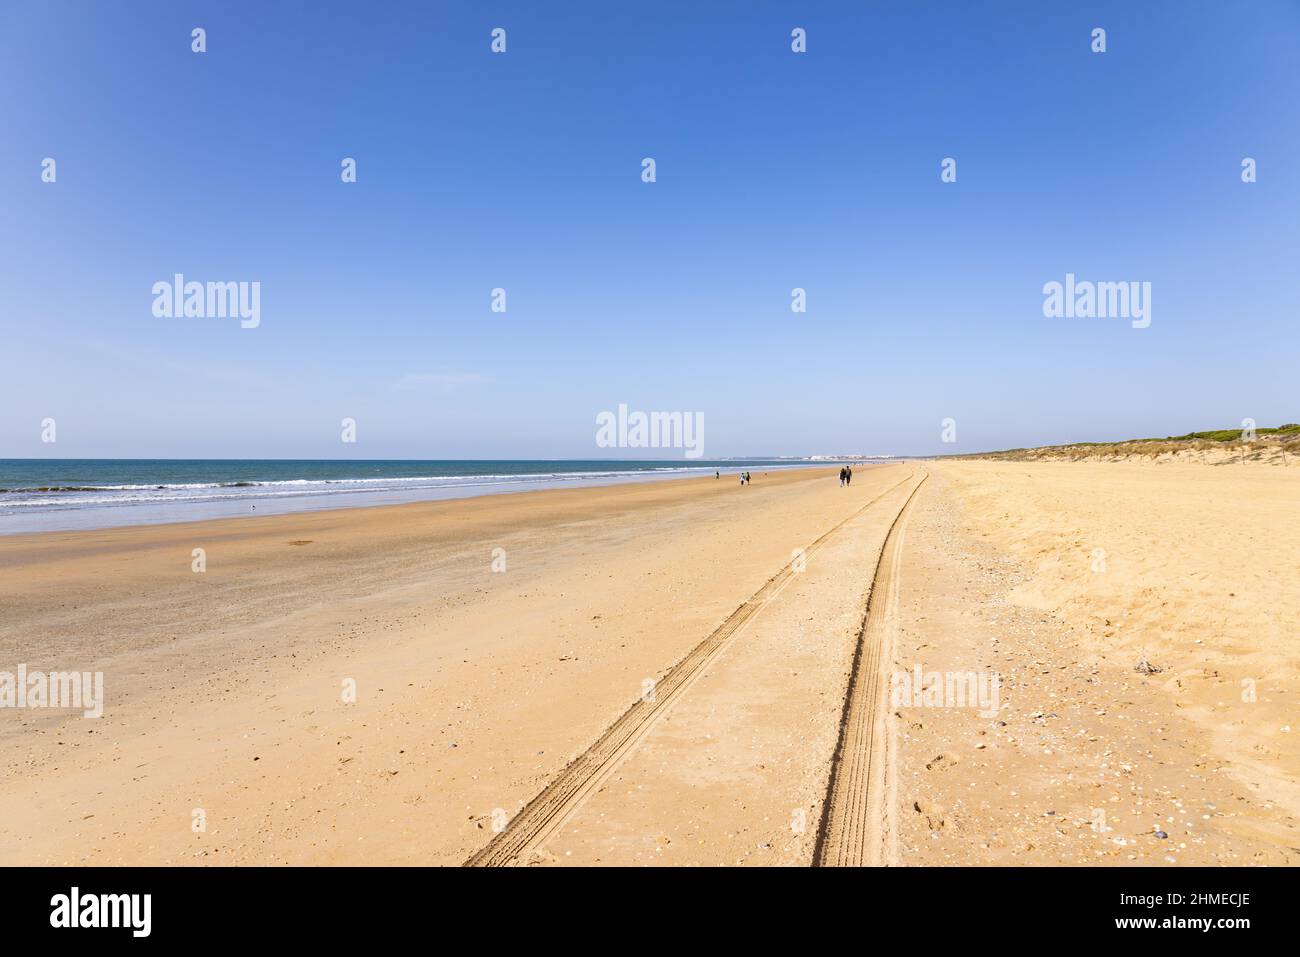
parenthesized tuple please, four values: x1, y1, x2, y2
(1145, 424, 1300, 442)
(952, 424, 1300, 460)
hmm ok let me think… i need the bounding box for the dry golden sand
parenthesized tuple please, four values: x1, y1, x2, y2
(0, 459, 1295, 866)
(895, 460, 1299, 865)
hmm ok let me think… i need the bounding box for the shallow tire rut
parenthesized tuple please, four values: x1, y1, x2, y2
(466, 472, 916, 867)
(814, 472, 927, 867)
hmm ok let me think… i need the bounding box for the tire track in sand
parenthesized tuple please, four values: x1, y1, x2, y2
(813, 471, 928, 867)
(466, 471, 917, 867)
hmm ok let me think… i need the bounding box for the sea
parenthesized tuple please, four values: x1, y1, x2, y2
(0, 458, 872, 534)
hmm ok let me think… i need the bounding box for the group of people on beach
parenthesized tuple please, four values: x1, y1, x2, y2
(715, 470, 753, 485)
(838, 465, 853, 487)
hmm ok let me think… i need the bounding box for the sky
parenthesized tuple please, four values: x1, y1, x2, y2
(3, 0, 1298, 459)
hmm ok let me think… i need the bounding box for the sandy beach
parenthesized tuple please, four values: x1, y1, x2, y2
(1, 460, 1295, 866)
(894, 460, 1298, 865)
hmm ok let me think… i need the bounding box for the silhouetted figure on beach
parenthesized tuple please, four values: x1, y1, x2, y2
(839, 467, 847, 487)
(846, 466, 852, 486)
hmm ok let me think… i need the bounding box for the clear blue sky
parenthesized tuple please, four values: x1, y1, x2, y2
(3, 0, 1298, 458)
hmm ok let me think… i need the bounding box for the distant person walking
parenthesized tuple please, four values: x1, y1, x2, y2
(846, 466, 852, 486)
(839, 467, 847, 487)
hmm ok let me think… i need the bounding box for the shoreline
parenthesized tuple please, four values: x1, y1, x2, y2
(0, 465, 850, 547)
(0, 460, 886, 536)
